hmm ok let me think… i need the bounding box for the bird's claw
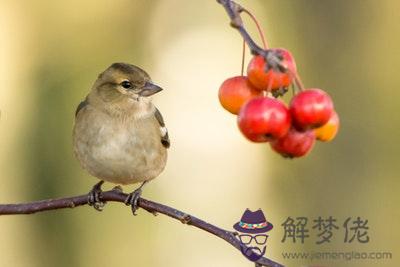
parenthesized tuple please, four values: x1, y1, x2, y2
(125, 188, 142, 215)
(88, 181, 105, 211)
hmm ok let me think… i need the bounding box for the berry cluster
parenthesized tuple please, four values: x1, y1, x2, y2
(218, 49, 339, 158)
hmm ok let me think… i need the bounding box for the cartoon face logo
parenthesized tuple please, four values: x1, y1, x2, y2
(233, 209, 273, 262)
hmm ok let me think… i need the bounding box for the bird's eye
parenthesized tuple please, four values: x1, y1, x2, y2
(121, 80, 132, 89)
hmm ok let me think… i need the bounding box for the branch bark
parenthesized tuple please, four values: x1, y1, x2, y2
(0, 190, 284, 267)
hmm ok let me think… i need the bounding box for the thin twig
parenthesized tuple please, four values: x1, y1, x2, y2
(0, 190, 284, 267)
(217, 0, 286, 73)
(217, 0, 265, 56)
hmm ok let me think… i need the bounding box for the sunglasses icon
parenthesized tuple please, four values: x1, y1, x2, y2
(238, 234, 268, 245)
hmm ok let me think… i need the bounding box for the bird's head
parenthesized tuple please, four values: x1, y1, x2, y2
(88, 63, 162, 116)
(89, 63, 163, 115)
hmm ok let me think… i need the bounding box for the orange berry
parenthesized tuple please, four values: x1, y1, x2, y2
(218, 76, 263, 114)
(314, 111, 340, 142)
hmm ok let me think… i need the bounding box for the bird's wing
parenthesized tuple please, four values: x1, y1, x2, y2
(154, 108, 170, 148)
(75, 97, 89, 117)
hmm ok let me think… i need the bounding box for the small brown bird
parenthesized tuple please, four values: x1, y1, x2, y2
(73, 63, 169, 214)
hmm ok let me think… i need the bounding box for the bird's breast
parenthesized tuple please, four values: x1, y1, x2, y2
(73, 110, 167, 185)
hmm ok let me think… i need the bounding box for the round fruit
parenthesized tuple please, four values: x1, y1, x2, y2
(237, 97, 291, 142)
(315, 111, 340, 142)
(218, 76, 263, 114)
(247, 48, 297, 91)
(290, 88, 334, 130)
(270, 128, 316, 158)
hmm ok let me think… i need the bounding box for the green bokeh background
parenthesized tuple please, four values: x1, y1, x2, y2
(0, 1, 399, 266)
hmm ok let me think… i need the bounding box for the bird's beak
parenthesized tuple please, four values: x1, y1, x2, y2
(138, 82, 163, 97)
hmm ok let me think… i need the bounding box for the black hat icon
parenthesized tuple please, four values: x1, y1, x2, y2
(233, 209, 273, 234)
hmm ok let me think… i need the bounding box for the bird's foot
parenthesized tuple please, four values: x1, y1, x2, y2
(124, 188, 142, 215)
(88, 181, 106, 211)
(124, 181, 148, 215)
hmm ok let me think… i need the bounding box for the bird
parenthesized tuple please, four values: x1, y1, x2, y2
(73, 63, 170, 214)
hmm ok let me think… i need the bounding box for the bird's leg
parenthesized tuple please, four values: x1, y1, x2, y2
(87, 180, 105, 211)
(125, 181, 148, 215)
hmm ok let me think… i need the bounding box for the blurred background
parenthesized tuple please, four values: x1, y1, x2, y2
(0, 0, 399, 266)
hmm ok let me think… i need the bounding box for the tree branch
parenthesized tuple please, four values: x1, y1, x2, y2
(0, 190, 284, 267)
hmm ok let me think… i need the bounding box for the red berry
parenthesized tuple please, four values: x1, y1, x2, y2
(218, 76, 263, 114)
(237, 97, 291, 142)
(247, 48, 297, 91)
(270, 128, 316, 158)
(290, 88, 334, 130)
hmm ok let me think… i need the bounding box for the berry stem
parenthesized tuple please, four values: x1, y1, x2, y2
(289, 70, 305, 92)
(241, 39, 245, 76)
(291, 84, 296, 97)
(241, 8, 268, 49)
